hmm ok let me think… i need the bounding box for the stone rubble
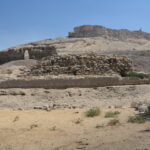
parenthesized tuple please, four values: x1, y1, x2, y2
(29, 54, 132, 76)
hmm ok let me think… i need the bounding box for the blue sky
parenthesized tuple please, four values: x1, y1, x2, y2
(0, 0, 150, 50)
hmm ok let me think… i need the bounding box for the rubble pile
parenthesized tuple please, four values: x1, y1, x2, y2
(30, 54, 132, 76)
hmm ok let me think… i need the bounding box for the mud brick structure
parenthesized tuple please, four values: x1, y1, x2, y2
(0, 46, 57, 64)
(69, 25, 150, 40)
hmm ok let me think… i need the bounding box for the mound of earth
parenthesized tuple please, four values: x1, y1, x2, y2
(0, 59, 37, 81)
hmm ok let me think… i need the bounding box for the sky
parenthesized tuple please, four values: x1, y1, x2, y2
(0, 0, 150, 50)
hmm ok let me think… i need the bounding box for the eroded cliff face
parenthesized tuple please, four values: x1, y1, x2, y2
(0, 46, 57, 64)
(29, 54, 132, 76)
(69, 25, 150, 40)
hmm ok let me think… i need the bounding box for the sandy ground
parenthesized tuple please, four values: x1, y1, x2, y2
(0, 85, 149, 110)
(0, 108, 149, 150)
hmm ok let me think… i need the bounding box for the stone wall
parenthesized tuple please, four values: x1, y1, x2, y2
(68, 25, 150, 40)
(30, 54, 132, 76)
(0, 46, 57, 64)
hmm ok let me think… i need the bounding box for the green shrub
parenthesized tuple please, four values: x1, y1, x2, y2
(126, 72, 150, 79)
(105, 111, 120, 118)
(128, 116, 146, 124)
(85, 107, 101, 117)
(107, 119, 120, 126)
(74, 118, 83, 124)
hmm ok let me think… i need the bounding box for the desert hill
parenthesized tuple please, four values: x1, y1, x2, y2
(1, 25, 150, 73)
(4, 25, 150, 53)
(3, 25, 150, 54)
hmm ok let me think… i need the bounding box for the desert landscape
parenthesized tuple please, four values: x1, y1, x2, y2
(0, 108, 150, 150)
(0, 25, 150, 150)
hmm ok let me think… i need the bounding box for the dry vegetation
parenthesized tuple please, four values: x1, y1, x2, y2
(85, 107, 101, 117)
(0, 108, 149, 150)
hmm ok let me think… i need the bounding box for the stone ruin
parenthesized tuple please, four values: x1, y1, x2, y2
(0, 46, 57, 65)
(68, 25, 150, 40)
(24, 50, 30, 60)
(30, 54, 132, 76)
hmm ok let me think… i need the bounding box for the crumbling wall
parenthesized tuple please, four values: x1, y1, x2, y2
(0, 49, 24, 64)
(0, 46, 57, 64)
(22, 46, 57, 59)
(68, 25, 150, 40)
(30, 54, 132, 76)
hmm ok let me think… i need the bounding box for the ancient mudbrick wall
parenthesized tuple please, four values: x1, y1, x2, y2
(0, 49, 24, 64)
(68, 25, 150, 40)
(30, 54, 132, 76)
(0, 46, 57, 64)
(0, 77, 149, 89)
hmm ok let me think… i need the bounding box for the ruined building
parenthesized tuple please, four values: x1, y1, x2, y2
(0, 46, 57, 64)
(68, 25, 150, 40)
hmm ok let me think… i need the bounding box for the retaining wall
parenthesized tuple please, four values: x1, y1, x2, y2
(0, 77, 149, 89)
